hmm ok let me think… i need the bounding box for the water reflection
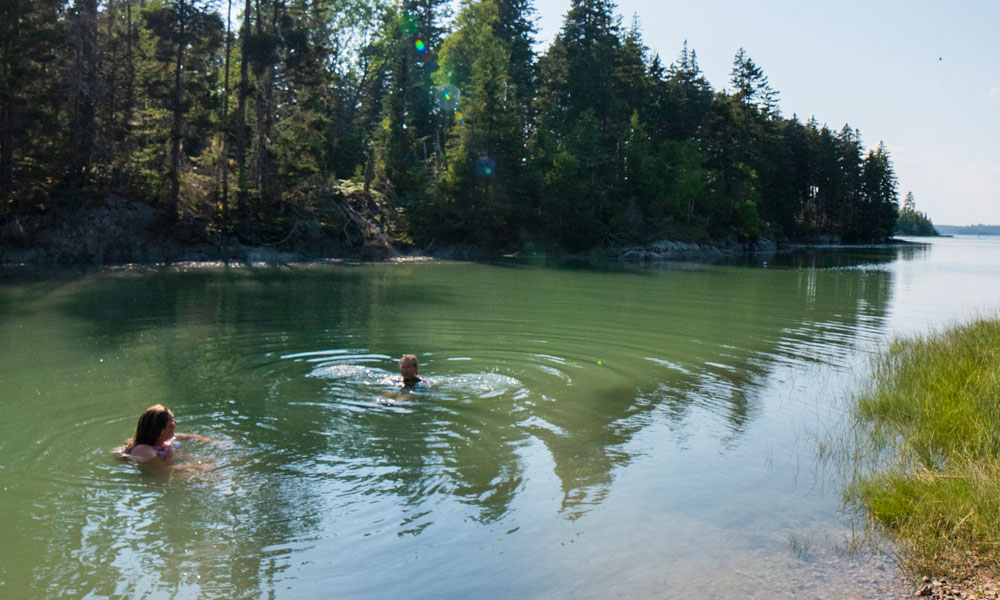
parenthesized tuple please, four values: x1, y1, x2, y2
(0, 251, 907, 597)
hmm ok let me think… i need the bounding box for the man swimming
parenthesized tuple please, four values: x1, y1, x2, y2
(377, 354, 426, 405)
(398, 354, 425, 387)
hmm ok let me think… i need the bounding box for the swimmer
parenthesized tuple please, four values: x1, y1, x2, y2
(377, 354, 427, 404)
(120, 404, 215, 466)
(399, 354, 425, 387)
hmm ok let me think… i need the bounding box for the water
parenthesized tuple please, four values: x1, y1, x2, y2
(2, 236, 1000, 599)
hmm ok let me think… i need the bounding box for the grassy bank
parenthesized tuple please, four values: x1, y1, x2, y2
(849, 317, 1000, 576)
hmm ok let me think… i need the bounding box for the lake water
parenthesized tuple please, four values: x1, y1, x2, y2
(2, 236, 999, 599)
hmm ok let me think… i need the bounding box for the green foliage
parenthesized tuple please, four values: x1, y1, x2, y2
(849, 318, 1000, 576)
(894, 191, 939, 236)
(0, 0, 904, 254)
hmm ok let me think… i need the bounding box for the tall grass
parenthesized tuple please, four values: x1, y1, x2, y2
(849, 317, 1000, 575)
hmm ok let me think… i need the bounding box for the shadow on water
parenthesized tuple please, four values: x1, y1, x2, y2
(479, 242, 921, 274)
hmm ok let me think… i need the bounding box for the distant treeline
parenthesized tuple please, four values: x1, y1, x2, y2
(0, 0, 901, 252)
(936, 225, 1000, 236)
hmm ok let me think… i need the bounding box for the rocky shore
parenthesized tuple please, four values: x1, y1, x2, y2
(0, 194, 393, 267)
(1, 196, 916, 268)
(616, 235, 919, 264)
(619, 237, 779, 262)
(912, 575, 1000, 599)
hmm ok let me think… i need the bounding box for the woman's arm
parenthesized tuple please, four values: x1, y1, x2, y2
(174, 432, 214, 443)
(170, 461, 213, 471)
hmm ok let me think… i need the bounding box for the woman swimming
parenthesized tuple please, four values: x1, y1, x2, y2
(121, 404, 214, 463)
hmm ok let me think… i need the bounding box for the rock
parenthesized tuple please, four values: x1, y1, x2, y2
(917, 584, 934, 596)
(755, 238, 777, 253)
(650, 240, 676, 253)
(359, 240, 391, 261)
(621, 248, 645, 262)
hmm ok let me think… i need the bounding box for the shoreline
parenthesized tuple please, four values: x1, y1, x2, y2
(0, 195, 925, 269)
(0, 233, 923, 270)
(850, 318, 1000, 599)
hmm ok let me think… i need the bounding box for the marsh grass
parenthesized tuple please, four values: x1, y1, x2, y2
(848, 318, 1000, 576)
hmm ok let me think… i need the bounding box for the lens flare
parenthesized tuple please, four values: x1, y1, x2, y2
(435, 85, 460, 112)
(414, 40, 426, 54)
(476, 157, 496, 177)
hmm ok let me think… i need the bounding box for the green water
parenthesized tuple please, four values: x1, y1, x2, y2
(3, 238, 1000, 599)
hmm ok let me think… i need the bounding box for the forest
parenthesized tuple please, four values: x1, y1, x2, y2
(0, 0, 902, 257)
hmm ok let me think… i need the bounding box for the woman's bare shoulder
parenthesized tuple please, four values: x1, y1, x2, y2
(127, 444, 157, 460)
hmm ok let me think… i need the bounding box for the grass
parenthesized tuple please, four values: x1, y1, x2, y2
(848, 317, 1000, 577)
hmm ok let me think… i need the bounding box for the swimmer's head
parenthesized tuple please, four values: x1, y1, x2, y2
(399, 354, 419, 384)
(132, 404, 175, 448)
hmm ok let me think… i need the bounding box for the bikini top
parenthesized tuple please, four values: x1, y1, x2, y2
(152, 439, 180, 459)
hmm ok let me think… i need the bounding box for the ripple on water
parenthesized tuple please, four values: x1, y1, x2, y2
(297, 349, 526, 404)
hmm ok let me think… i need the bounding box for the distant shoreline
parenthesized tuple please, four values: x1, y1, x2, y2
(936, 225, 1000, 236)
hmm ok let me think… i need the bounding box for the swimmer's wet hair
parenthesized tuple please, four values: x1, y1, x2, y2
(124, 404, 173, 453)
(399, 354, 418, 366)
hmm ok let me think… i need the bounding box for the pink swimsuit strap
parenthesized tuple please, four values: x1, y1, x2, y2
(153, 442, 175, 459)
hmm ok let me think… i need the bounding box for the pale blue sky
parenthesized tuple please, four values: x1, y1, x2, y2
(532, 0, 1000, 225)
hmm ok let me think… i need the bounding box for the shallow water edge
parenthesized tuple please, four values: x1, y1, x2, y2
(0, 235, 921, 269)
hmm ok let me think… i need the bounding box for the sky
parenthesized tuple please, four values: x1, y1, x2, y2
(531, 0, 1000, 225)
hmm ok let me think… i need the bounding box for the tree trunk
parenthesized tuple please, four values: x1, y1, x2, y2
(125, 0, 134, 138)
(253, 0, 277, 204)
(168, 0, 186, 217)
(0, 0, 17, 206)
(235, 0, 250, 212)
(71, 0, 99, 198)
(106, 0, 118, 183)
(220, 0, 232, 222)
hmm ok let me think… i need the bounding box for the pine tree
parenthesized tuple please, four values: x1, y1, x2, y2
(894, 190, 937, 236)
(432, 0, 521, 245)
(532, 0, 626, 247)
(538, 0, 621, 132)
(67, 0, 99, 201)
(862, 141, 900, 239)
(371, 0, 450, 199)
(492, 0, 536, 130)
(658, 41, 713, 141)
(235, 0, 251, 208)
(139, 0, 223, 216)
(0, 0, 63, 211)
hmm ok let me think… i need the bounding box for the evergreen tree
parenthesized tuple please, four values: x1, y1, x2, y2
(67, 0, 99, 201)
(492, 0, 536, 126)
(657, 41, 713, 141)
(532, 0, 628, 247)
(371, 0, 449, 200)
(139, 0, 223, 216)
(894, 194, 938, 236)
(0, 1, 910, 254)
(431, 0, 521, 246)
(539, 0, 621, 130)
(0, 0, 63, 212)
(861, 141, 900, 240)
